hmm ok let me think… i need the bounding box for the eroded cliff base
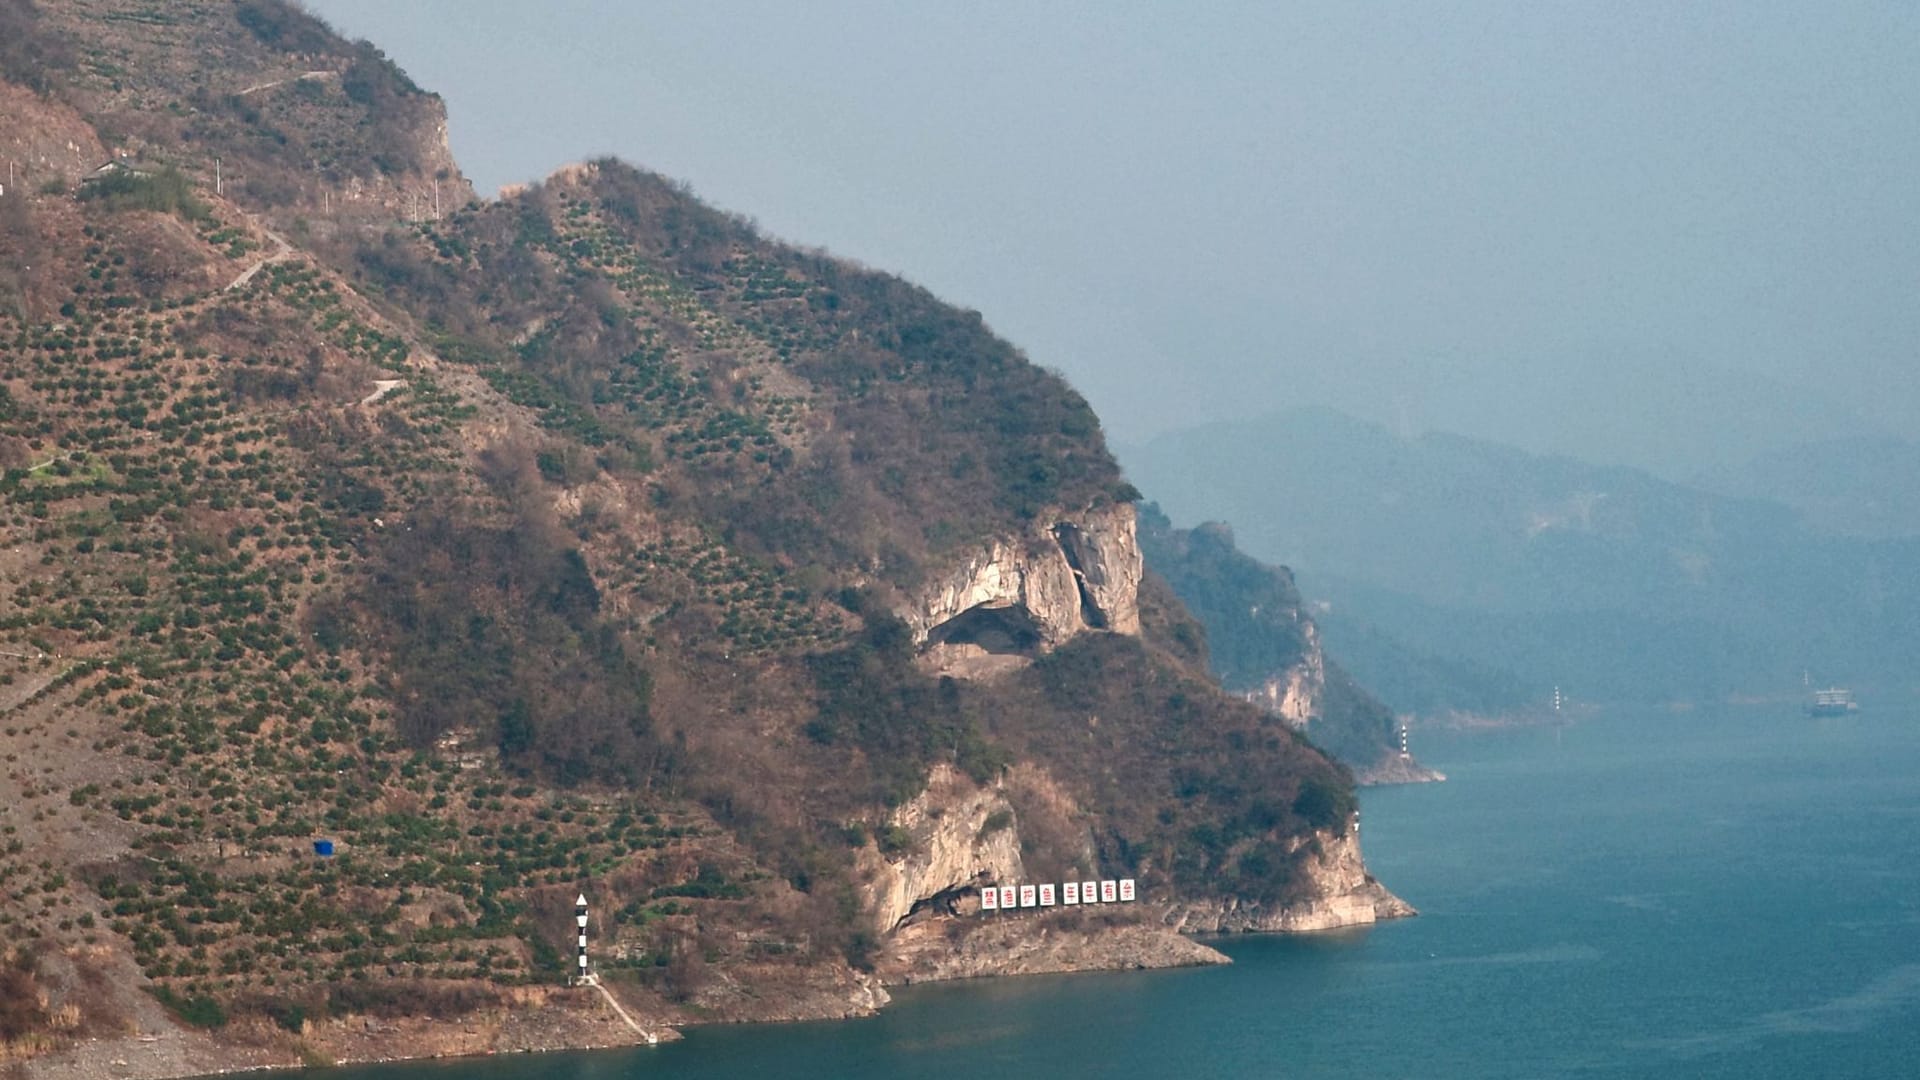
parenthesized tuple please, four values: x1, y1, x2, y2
(20, 986, 667, 1080)
(1161, 829, 1417, 933)
(23, 896, 1419, 1080)
(879, 909, 1229, 985)
(1355, 754, 1448, 786)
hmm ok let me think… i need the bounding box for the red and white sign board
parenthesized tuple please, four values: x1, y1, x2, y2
(1082, 879, 1101, 903)
(1020, 885, 1037, 908)
(999, 886, 1017, 910)
(981, 886, 999, 911)
(1119, 878, 1136, 902)
(1038, 883, 1056, 906)
(1063, 881, 1080, 905)
(1101, 880, 1118, 903)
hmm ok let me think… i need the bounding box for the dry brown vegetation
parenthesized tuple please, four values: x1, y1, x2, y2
(0, 0, 1367, 1063)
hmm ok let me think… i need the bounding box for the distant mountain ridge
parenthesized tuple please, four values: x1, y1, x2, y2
(1123, 407, 1920, 710)
(1695, 435, 1920, 540)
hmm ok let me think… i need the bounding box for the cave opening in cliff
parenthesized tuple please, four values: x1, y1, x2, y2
(1051, 524, 1108, 630)
(926, 602, 1044, 656)
(896, 886, 966, 930)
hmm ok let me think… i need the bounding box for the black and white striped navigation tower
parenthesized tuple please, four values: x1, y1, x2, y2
(574, 893, 591, 985)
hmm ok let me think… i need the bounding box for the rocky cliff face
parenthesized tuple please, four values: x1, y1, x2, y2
(1243, 619, 1326, 728)
(1234, 620, 1442, 785)
(859, 763, 1028, 932)
(1159, 826, 1414, 933)
(26, 0, 474, 229)
(880, 917, 1229, 985)
(1051, 507, 1143, 635)
(868, 768, 1412, 987)
(859, 762, 1099, 933)
(1137, 505, 1434, 777)
(904, 502, 1142, 673)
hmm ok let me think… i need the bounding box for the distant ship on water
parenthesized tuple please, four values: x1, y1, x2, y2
(1806, 687, 1859, 717)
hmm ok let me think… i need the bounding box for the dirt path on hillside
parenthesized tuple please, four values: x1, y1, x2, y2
(235, 70, 336, 97)
(587, 978, 659, 1045)
(224, 226, 292, 291)
(359, 379, 405, 406)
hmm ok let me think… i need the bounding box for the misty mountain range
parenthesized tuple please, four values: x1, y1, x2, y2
(1697, 436, 1920, 541)
(1123, 408, 1920, 713)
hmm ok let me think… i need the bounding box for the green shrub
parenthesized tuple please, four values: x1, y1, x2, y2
(1291, 775, 1355, 831)
(149, 986, 228, 1029)
(265, 999, 309, 1032)
(78, 167, 209, 222)
(977, 809, 1014, 839)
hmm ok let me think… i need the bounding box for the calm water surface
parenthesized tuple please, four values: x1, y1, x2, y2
(317, 701, 1920, 1079)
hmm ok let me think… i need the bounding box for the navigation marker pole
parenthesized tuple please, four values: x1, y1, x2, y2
(1399, 722, 1410, 759)
(575, 893, 591, 986)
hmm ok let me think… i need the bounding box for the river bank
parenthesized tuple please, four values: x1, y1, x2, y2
(18, 924, 1200, 1079)
(274, 700, 1920, 1080)
(25, 890, 1411, 1080)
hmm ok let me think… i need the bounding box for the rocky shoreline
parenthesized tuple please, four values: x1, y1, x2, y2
(23, 811, 1416, 1080)
(878, 911, 1231, 986)
(1355, 754, 1448, 786)
(20, 986, 665, 1080)
(23, 889, 1413, 1080)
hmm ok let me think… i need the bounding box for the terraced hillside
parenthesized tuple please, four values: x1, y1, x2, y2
(0, 1, 1404, 1070)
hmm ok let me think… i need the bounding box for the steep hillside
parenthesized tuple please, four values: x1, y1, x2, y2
(1136, 506, 1439, 783)
(0, 2, 1405, 1070)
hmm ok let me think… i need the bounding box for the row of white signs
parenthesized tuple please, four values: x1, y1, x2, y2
(980, 879, 1136, 911)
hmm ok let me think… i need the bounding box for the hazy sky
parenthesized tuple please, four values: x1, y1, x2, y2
(305, 1, 1920, 476)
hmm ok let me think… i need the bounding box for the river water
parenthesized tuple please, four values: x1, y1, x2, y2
(314, 701, 1920, 1079)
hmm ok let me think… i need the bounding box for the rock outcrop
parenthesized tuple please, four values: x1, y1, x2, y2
(1049, 508, 1143, 635)
(1138, 507, 1438, 779)
(1354, 753, 1448, 786)
(865, 764, 1408, 990)
(860, 762, 1104, 935)
(1158, 826, 1415, 933)
(1242, 619, 1326, 728)
(858, 764, 1029, 933)
(880, 916, 1229, 984)
(904, 502, 1142, 673)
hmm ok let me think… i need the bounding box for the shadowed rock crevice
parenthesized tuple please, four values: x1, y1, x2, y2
(1052, 523, 1109, 630)
(925, 602, 1045, 657)
(902, 503, 1144, 671)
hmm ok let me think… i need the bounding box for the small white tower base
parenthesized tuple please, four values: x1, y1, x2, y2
(573, 893, 591, 986)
